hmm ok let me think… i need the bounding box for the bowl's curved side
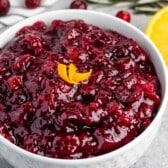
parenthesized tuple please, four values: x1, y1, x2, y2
(0, 10, 167, 168)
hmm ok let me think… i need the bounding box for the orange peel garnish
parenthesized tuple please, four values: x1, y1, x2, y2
(68, 63, 78, 84)
(72, 69, 92, 83)
(57, 63, 92, 84)
(57, 63, 74, 84)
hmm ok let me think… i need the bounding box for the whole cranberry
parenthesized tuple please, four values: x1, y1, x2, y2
(70, 0, 87, 9)
(116, 10, 131, 22)
(0, 0, 10, 16)
(25, 0, 41, 9)
(7, 75, 23, 91)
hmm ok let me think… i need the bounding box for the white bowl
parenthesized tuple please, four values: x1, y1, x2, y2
(0, 10, 167, 168)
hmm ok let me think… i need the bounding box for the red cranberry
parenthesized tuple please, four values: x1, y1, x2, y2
(0, 57, 11, 78)
(9, 102, 33, 125)
(51, 20, 64, 28)
(67, 47, 88, 63)
(53, 134, 80, 156)
(32, 21, 47, 31)
(7, 75, 23, 91)
(105, 101, 122, 118)
(23, 33, 45, 51)
(140, 119, 151, 131)
(0, 0, 10, 16)
(116, 57, 135, 71)
(42, 61, 56, 75)
(13, 54, 34, 72)
(16, 26, 32, 36)
(114, 85, 131, 103)
(67, 47, 81, 62)
(51, 20, 65, 32)
(23, 134, 42, 153)
(117, 114, 132, 127)
(70, 0, 87, 9)
(25, 0, 41, 9)
(116, 10, 131, 22)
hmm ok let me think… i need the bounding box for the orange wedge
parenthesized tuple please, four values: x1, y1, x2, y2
(145, 5, 168, 67)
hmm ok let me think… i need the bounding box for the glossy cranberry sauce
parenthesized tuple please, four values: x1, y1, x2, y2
(0, 19, 161, 159)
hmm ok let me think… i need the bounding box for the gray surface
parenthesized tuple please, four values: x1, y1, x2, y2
(0, 1, 168, 167)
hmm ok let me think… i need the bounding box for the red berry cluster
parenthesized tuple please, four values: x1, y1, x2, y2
(0, 0, 42, 16)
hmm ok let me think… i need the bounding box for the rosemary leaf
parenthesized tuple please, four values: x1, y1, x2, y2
(86, 0, 132, 4)
(86, 0, 168, 14)
(134, 0, 160, 5)
(134, 6, 160, 13)
(132, 1, 168, 13)
(86, 0, 112, 4)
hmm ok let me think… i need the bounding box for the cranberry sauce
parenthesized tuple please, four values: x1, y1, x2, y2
(0, 20, 161, 159)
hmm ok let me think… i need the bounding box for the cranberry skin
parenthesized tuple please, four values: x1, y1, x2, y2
(23, 134, 43, 154)
(13, 54, 34, 72)
(25, 0, 41, 9)
(23, 33, 45, 51)
(16, 26, 32, 36)
(0, 0, 10, 16)
(116, 10, 131, 22)
(7, 75, 23, 91)
(32, 21, 47, 32)
(9, 102, 33, 125)
(42, 61, 56, 75)
(70, 0, 87, 9)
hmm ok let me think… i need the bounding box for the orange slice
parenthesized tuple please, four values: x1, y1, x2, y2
(145, 5, 168, 67)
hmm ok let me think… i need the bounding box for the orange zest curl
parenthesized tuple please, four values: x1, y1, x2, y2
(58, 63, 92, 84)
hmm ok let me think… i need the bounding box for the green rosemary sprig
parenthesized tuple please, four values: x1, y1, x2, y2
(86, 0, 132, 4)
(132, 0, 168, 13)
(86, 0, 168, 14)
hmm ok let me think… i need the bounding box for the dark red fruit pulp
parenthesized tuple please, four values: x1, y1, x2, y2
(70, 0, 87, 9)
(116, 10, 131, 22)
(0, 0, 10, 16)
(0, 19, 161, 159)
(25, 0, 41, 9)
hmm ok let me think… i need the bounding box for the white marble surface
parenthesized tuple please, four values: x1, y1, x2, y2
(0, 1, 168, 168)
